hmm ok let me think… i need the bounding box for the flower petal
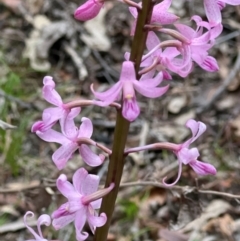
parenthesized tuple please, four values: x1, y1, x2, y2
(74, 0, 103, 21)
(37, 214, 51, 238)
(189, 160, 217, 176)
(222, 0, 240, 5)
(52, 143, 78, 170)
(204, 0, 222, 26)
(185, 119, 207, 146)
(74, 209, 88, 241)
(193, 55, 219, 72)
(134, 80, 169, 98)
(152, 0, 179, 25)
(52, 212, 76, 230)
(56, 174, 78, 198)
(52, 203, 71, 219)
(73, 168, 88, 194)
(162, 159, 183, 186)
(178, 147, 200, 165)
(91, 81, 123, 105)
(24, 212, 42, 240)
(122, 97, 140, 122)
(78, 117, 93, 138)
(36, 129, 69, 145)
(79, 144, 104, 167)
(146, 31, 161, 52)
(174, 23, 195, 39)
(42, 76, 62, 106)
(80, 172, 100, 196)
(139, 72, 163, 87)
(87, 211, 107, 228)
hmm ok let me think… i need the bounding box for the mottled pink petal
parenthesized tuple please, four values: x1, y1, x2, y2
(56, 174, 78, 198)
(140, 69, 155, 80)
(52, 213, 76, 230)
(81, 173, 100, 195)
(204, 0, 222, 26)
(36, 129, 69, 145)
(122, 97, 140, 122)
(162, 70, 172, 80)
(134, 80, 169, 98)
(189, 160, 217, 175)
(129, 6, 138, 18)
(163, 160, 183, 187)
(217, 0, 226, 9)
(73, 168, 88, 193)
(52, 203, 70, 219)
(60, 117, 78, 139)
(91, 81, 123, 105)
(79, 144, 104, 166)
(68, 107, 81, 119)
(78, 117, 93, 138)
(42, 77, 62, 106)
(194, 55, 219, 72)
(37, 214, 51, 238)
(146, 31, 161, 53)
(192, 31, 211, 45)
(91, 199, 102, 209)
(75, 210, 88, 241)
(24, 212, 42, 240)
(185, 119, 207, 145)
(139, 72, 163, 87)
(87, 212, 107, 227)
(174, 24, 196, 39)
(222, 0, 240, 5)
(178, 147, 200, 165)
(210, 23, 223, 39)
(74, 0, 103, 21)
(152, 2, 179, 25)
(52, 143, 78, 170)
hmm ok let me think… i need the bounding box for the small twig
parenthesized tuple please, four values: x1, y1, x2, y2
(0, 89, 32, 109)
(197, 50, 240, 113)
(92, 50, 119, 81)
(120, 181, 240, 199)
(63, 43, 88, 80)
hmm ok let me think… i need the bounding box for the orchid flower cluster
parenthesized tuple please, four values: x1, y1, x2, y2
(24, 0, 240, 240)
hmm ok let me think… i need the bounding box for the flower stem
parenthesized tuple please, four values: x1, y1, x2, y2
(93, 1, 156, 240)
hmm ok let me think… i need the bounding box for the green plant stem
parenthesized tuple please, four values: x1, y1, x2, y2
(93, 1, 155, 240)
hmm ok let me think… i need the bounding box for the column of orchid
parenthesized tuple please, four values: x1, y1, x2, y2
(23, 0, 240, 240)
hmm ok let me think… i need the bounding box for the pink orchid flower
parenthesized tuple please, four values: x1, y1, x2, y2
(140, 31, 192, 78)
(36, 117, 104, 169)
(52, 168, 114, 241)
(74, 0, 104, 21)
(129, 0, 179, 35)
(31, 76, 80, 133)
(24, 211, 50, 241)
(164, 119, 217, 186)
(91, 61, 169, 122)
(174, 16, 222, 72)
(204, 0, 240, 26)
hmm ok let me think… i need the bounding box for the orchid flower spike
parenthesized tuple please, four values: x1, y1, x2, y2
(204, 0, 240, 26)
(91, 61, 169, 122)
(163, 119, 217, 186)
(129, 0, 179, 35)
(36, 117, 104, 169)
(74, 0, 104, 21)
(52, 168, 114, 241)
(24, 211, 51, 241)
(31, 76, 80, 133)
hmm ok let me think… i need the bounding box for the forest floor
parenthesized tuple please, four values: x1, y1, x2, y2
(0, 0, 240, 240)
